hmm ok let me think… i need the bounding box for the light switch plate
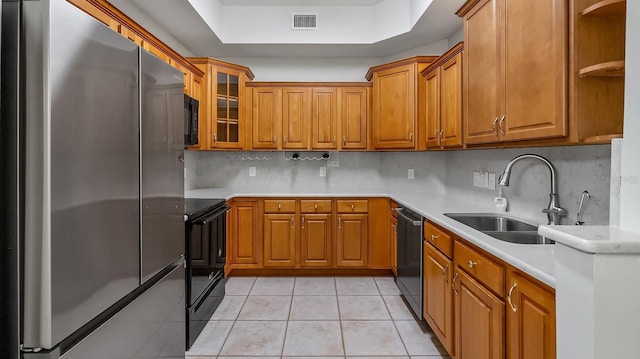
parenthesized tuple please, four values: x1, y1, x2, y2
(488, 173, 496, 190)
(473, 171, 482, 187)
(408, 168, 415, 179)
(327, 160, 339, 168)
(184, 168, 187, 179)
(319, 167, 327, 177)
(249, 167, 256, 177)
(481, 172, 489, 188)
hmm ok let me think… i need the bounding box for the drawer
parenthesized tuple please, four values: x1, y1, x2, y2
(300, 199, 332, 213)
(336, 199, 368, 213)
(263, 199, 296, 213)
(424, 221, 453, 259)
(454, 240, 505, 297)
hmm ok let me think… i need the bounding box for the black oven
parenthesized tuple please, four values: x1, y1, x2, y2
(184, 198, 229, 350)
(184, 94, 199, 146)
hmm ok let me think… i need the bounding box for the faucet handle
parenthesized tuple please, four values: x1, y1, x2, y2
(575, 190, 591, 225)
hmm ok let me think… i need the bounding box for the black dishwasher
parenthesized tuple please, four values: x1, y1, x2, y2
(396, 207, 423, 318)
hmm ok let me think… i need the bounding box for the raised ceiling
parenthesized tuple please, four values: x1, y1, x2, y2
(112, 0, 465, 58)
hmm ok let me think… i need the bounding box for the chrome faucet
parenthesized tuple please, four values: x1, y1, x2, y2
(498, 154, 567, 225)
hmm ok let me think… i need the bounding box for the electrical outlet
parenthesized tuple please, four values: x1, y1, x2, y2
(327, 160, 339, 168)
(249, 167, 256, 177)
(408, 168, 415, 179)
(488, 173, 496, 190)
(473, 171, 482, 187)
(481, 172, 489, 188)
(319, 167, 327, 177)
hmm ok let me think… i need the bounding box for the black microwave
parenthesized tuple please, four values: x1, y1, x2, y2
(184, 94, 199, 146)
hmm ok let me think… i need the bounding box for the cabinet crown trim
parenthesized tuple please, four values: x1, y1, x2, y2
(421, 42, 464, 76)
(456, 0, 483, 17)
(246, 81, 372, 88)
(365, 56, 439, 81)
(187, 57, 255, 80)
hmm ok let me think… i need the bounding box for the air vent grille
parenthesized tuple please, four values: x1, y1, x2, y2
(292, 13, 318, 30)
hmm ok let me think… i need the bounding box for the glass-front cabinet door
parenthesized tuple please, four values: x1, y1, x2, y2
(212, 68, 244, 149)
(215, 71, 240, 146)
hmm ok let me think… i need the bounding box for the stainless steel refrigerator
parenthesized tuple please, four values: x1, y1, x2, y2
(1, 0, 186, 357)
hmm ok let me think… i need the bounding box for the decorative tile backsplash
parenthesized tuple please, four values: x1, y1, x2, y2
(186, 145, 611, 225)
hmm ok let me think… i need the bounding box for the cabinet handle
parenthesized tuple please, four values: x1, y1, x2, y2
(443, 264, 449, 285)
(290, 217, 295, 228)
(431, 234, 439, 241)
(439, 129, 444, 142)
(507, 281, 518, 313)
(468, 260, 478, 269)
(499, 115, 506, 136)
(301, 216, 305, 228)
(492, 117, 499, 137)
(333, 135, 337, 145)
(314, 204, 318, 210)
(452, 272, 459, 294)
(343, 135, 346, 147)
(338, 217, 342, 229)
(409, 132, 413, 141)
(273, 135, 277, 144)
(283, 135, 287, 144)
(351, 204, 355, 210)
(278, 204, 282, 209)
(213, 133, 217, 144)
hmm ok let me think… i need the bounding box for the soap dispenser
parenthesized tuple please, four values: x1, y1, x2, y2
(494, 188, 508, 212)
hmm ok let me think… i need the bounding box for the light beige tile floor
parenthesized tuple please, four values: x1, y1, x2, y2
(186, 276, 449, 359)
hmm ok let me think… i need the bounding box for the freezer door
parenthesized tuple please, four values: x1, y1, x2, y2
(60, 263, 185, 359)
(22, 0, 140, 349)
(140, 50, 185, 283)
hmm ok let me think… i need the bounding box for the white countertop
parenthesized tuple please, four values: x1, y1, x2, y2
(539, 225, 640, 254)
(186, 187, 556, 288)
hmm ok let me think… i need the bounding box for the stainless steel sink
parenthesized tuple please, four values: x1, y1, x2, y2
(444, 213, 537, 232)
(482, 231, 554, 245)
(444, 213, 552, 245)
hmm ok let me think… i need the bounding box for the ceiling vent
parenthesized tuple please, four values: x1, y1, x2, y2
(291, 13, 318, 30)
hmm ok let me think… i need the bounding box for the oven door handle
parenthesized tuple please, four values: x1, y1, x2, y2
(194, 205, 231, 225)
(397, 209, 422, 226)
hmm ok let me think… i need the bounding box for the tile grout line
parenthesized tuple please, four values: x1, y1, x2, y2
(215, 276, 257, 357)
(376, 276, 412, 358)
(279, 276, 296, 358)
(335, 276, 348, 358)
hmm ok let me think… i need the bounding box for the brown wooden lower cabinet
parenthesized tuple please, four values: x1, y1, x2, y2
(423, 241, 453, 356)
(454, 268, 505, 359)
(263, 213, 297, 267)
(391, 215, 398, 275)
(228, 200, 260, 267)
(300, 214, 332, 267)
(506, 271, 556, 359)
(335, 213, 368, 267)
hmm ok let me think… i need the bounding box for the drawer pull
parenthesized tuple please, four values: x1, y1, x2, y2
(508, 281, 518, 313)
(351, 204, 355, 210)
(314, 204, 318, 210)
(468, 260, 478, 269)
(431, 234, 439, 241)
(452, 272, 459, 294)
(278, 204, 282, 209)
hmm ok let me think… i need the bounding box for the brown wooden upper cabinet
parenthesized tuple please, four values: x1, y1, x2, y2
(422, 43, 464, 150)
(188, 58, 255, 150)
(457, 0, 567, 145)
(247, 83, 370, 151)
(366, 56, 437, 150)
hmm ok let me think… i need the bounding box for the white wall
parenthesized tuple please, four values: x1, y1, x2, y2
(619, 1, 640, 232)
(448, 26, 464, 47)
(380, 39, 449, 63)
(218, 57, 381, 82)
